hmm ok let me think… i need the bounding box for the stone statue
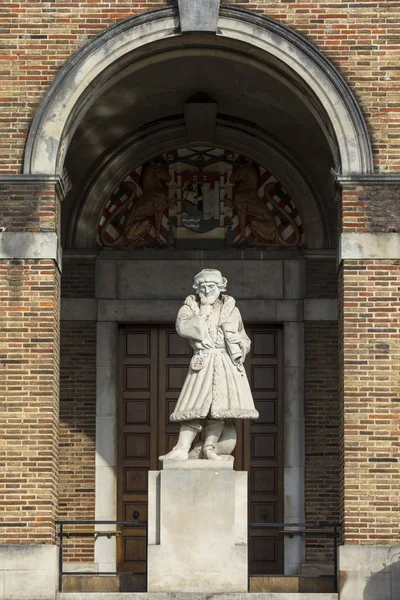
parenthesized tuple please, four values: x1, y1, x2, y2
(159, 269, 259, 462)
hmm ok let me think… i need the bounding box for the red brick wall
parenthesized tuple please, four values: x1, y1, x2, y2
(61, 256, 96, 298)
(59, 320, 96, 561)
(338, 184, 400, 544)
(0, 259, 60, 544)
(1, 1, 400, 172)
(305, 321, 340, 563)
(0, 181, 61, 544)
(339, 259, 400, 544)
(340, 186, 400, 233)
(0, 184, 61, 236)
(306, 258, 337, 298)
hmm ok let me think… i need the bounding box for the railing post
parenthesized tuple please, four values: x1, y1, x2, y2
(145, 519, 148, 590)
(247, 522, 250, 592)
(333, 525, 338, 593)
(59, 522, 64, 593)
(52, 520, 339, 594)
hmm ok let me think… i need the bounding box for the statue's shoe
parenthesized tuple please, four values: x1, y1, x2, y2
(159, 447, 189, 461)
(221, 454, 234, 462)
(203, 447, 225, 461)
(188, 441, 203, 459)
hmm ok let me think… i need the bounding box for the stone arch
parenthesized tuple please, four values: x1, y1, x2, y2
(24, 6, 373, 178)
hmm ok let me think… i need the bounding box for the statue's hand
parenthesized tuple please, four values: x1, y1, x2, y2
(199, 304, 212, 318)
(226, 335, 246, 364)
(194, 337, 214, 349)
(225, 334, 242, 345)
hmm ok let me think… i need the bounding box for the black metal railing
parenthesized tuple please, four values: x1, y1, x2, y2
(249, 522, 341, 593)
(56, 519, 147, 592)
(57, 520, 340, 593)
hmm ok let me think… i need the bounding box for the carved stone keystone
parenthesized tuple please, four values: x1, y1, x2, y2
(178, 0, 220, 33)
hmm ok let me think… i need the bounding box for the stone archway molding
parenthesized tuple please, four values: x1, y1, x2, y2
(24, 6, 373, 178)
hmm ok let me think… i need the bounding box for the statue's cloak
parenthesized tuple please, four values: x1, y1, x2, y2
(170, 294, 259, 422)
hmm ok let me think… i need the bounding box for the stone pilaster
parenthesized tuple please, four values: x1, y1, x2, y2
(337, 178, 400, 598)
(0, 177, 62, 546)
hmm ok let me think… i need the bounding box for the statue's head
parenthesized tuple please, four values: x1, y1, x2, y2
(193, 269, 227, 306)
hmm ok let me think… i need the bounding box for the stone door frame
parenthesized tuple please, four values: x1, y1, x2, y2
(90, 255, 337, 576)
(95, 319, 305, 576)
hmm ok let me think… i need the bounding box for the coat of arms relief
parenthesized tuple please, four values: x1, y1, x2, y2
(97, 147, 304, 249)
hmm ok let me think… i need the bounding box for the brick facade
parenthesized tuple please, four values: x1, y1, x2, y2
(305, 258, 340, 564)
(0, 0, 399, 593)
(305, 321, 340, 563)
(306, 258, 338, 299)
(0, 182, 61, 544)
(59, 320, 96, 561)
(0, 184, 61, 236)
(339, 259, 400, 544)
(61, 256, 96, 299)
(0, 259, 60, 544)
(340, 186, 400, 233)
(337, 187, 400, 545)
(1, 1, 400, 173)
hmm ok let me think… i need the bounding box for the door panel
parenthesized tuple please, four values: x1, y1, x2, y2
(117, 327, 158, 587)
(246, 327, 283, 575)
(117, 324, 283, 585)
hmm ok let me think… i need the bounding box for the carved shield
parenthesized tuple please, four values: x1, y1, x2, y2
(181, 173, 220, 233)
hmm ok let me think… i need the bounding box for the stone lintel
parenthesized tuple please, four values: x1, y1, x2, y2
(338, 232, 400, 261)
(0, 231, 62, 271)
(116, 259, 284, 301)
(91, 299, 338, 323)
(61, 298, 98, 321)
(304, 299, 338, 321)
(61, 297, 338, 322)
(178, 0, 220, 32)
(338, 173, 400, 187)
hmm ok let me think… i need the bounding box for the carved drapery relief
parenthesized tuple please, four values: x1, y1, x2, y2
(97, 147, 304, 249)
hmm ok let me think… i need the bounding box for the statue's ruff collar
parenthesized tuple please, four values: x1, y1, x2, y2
(184, 294, 236, 324)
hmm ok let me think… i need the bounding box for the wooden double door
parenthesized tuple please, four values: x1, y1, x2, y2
(117, 324, 283, 585)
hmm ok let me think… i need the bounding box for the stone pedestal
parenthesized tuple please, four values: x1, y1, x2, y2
(147, 461, 248, 592)
(339, 545, 400, 600)
(0, 545, 59, 600)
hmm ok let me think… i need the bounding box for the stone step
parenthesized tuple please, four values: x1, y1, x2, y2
(62, 574, 336, 595)
(58, 593, 339, 600)
(250, 576, 335, 593)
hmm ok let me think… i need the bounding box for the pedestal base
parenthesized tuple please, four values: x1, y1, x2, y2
(147, 464, 248, 592)
(0, 545, 58, 600)
(339, 545, 400, 600)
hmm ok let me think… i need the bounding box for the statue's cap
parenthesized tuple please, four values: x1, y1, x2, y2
(193, 269, 227, 291)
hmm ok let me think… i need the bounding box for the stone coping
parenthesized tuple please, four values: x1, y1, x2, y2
(57, 593, 338, 600)
(162, 459, 234, 470)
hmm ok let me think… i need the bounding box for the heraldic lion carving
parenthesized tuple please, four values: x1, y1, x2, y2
(230, 160, 301, 247)
(99, 158, 173, 247)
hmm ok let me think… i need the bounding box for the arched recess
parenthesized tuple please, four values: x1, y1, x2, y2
(24, 6, 373, 179)
(72, 118, 328, 249)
